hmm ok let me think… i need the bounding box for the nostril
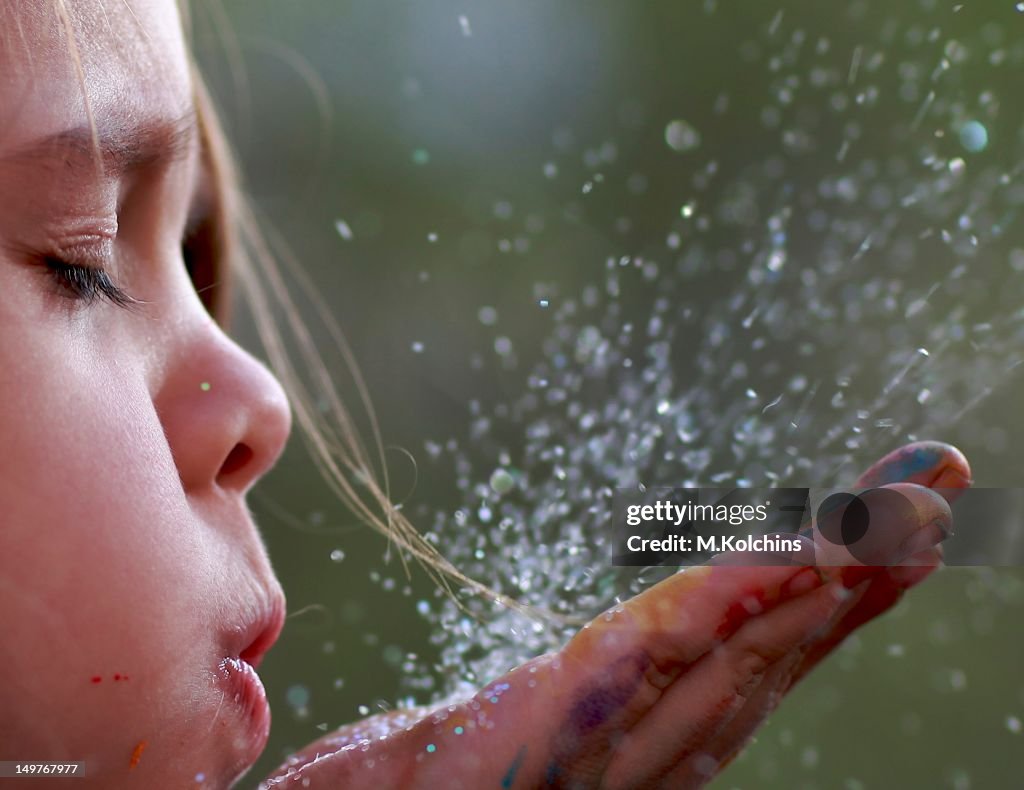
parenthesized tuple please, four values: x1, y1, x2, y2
(219, 443, 254, 479)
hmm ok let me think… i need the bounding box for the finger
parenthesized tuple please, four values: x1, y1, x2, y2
(790, 443, 969, 684)
(787, 546, 942, 688)
(791, 482, 949, 682)
(810, 482, 951, 575)
(855, 441, 972, 504)
(614, 485, 948, 786)
(710, 483, 951, 580)
(659, 651, 806, 790)
(790, 442, 970, 683)
(684, 568, 930, 781)
(650, 445, 968, 786)
(661, 550, 943, 786)
(603, 580, 850, 789)
(542, 565, 829, 786)
(708, 478, 951, 575)
(686, 544, 944, 782)
(562, 564, 828, 686)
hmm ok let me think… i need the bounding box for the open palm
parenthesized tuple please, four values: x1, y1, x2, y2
(262, 441, 970, 789)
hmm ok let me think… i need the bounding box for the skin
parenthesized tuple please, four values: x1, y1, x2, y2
(261, 442, 971, 789)
(0, 2, 291, 787)
(0, 2, 974, 789)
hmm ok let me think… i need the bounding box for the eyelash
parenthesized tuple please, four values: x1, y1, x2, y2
(39, 207, 211, 313)
(43, 257, 143, 310)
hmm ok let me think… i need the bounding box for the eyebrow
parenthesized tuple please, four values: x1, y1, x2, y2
(1, 110, 198, 177)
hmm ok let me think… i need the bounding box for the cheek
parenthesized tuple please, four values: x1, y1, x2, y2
(0, 325, 195, 602)
(0, 333, 231, 779)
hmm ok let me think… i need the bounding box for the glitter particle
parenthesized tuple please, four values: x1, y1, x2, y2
(664, 120, 701, 152)
(334, 219, 354, 241)
(489, 468, 516, 495)
(958, 121, 988, 153)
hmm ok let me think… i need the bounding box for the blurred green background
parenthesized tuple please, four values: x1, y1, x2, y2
(191, 1, 1024, 787)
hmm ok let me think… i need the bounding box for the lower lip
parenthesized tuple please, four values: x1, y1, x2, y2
(217, 656, 272, 757)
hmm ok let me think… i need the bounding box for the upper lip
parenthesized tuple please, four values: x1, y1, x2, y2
(236, 593, 286, 670)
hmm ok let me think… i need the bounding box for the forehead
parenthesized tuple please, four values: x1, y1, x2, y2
(0, 0, 192, 152)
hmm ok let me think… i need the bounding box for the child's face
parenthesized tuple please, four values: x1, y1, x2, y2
(0, 1, 292, 786)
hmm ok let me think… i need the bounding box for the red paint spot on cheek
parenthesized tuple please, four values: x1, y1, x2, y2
(114, 674, 121, 681)
(91, 676, 102, 684)
(129, 740, 147, 770)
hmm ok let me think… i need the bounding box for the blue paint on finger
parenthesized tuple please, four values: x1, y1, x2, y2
(864, 443, 947, 485)
(501, 745, 527, 788)
(890, 444, 943, 481)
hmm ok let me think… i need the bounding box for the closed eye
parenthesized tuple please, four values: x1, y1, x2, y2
(44, 257, 145, 310)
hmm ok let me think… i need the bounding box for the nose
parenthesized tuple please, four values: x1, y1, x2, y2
(156, 320, 293, 496)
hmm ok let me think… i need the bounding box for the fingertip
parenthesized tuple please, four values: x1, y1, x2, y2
(878, 482, 953, 536)
(857, 441, 972, 500)
(810, 484, 951, 573)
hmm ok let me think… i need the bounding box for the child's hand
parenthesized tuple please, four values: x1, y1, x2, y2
(261, 441, 970, 790)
